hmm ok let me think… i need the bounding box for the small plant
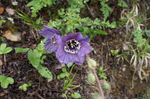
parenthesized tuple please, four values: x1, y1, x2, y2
(99, 0, 112, 21)
(0, 43, 13, 63)
(130, 27, 150, 80)
(17, 11, 43, 30)
(0, 75, 14, 89)
(57, 66, 80, 98)
(57, 68, 70, 80)
(27, 0, 56, 17)
(19, 83, 32, 91)
(27, 41, 53, 81)
(71, 92, 81, 99)
(97, 67, 110, 91)
(110, 49, 119, 57)
(0, 43, 12, 55)
(122, 4, 150, 80)
(98, 67, 107, 80)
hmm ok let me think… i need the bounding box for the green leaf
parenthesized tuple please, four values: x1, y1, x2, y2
(98, 67, 107, 80)
(57, 68, 70, 79)
(4, 47, 13, 54)
(0, 75, 14, 89)
(19, 83, 31, 91)
(111, 49, 119, 56)
(28, 49, 42, 67)
(0, 43, 7, 50)
(118, 0, 128, 8)
(37, 66, 53, 81)
(57, 72, 69, 79)
(93, 29, 108, 36)
(100, 0, 112, 21)
(71, 92, 81, 99)
(0, 43, 12, 54)
(27, 41, 53, 80)
(15, 47, 29, 53)
(27, 0, 56, 17)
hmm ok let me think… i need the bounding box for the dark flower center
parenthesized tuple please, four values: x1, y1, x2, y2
(64, 39, 81, 54)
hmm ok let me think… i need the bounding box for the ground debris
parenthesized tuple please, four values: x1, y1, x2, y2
(3, 30, 21, 42)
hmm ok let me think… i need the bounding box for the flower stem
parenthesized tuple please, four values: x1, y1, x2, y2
(93, 69, 105, 99)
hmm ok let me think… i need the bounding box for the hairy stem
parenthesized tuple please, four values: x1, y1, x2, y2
(93, 69, 105, 99)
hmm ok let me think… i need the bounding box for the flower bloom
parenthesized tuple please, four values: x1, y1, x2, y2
(39, 26, 61, 53)
(56, 33, 92, 65)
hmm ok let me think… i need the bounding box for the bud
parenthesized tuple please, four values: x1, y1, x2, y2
(86, 56, 97, 69)
(91, 92, 102, 99)
(87, 72, 96, 84)
(101, 80, 111, 91)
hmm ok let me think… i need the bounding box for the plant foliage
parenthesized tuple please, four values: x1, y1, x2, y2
(99, 0, 112, 21)
(15, 47, 29, 53)
(133, 27, 150, 55)
(0, 75, 14, 89)
(27, 0, 56, 17)
(117, 0, 128, 8)
(0, 43, 12, 55)
(27, 41, 53, 81)
(17, 11, 43, 29)
(48, 0, 116, 38)
(19, 83, 32, 91)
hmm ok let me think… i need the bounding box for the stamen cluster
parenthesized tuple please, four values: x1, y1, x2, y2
(64, 39, 81, 54)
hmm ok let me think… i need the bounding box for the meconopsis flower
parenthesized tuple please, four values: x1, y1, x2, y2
(56, 33, 93, 65)
(39, 26, 61, 53)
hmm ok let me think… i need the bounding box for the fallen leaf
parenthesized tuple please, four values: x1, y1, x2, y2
(6, 8, 15, 15)
(3, 30, 21, 42)
(0, 6, 4, 14)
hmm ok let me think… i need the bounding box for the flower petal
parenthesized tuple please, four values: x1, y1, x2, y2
(56, 45, 79, 64)
(44, 39, 57, 53)
(78, 41, 93, 56)
(63, 32, 83, 41)
(39, 26, 60, 39)
(44, 34, 62, 53)
(56, 32, 92, 65)
(75, 55, 85, 65)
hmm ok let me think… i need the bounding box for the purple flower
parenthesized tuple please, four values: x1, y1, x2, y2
(39, 26, 61, 53)
(56, 33, 92, 65)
